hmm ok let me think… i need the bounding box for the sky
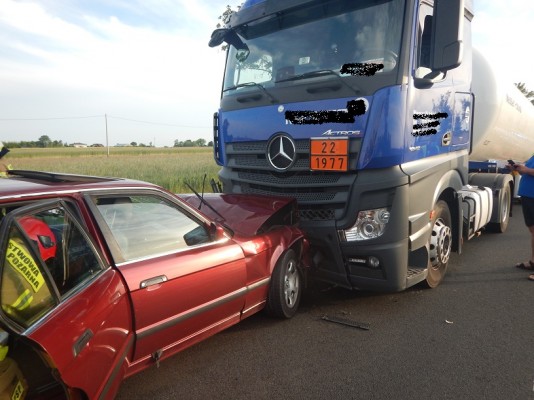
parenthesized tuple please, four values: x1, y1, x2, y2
(0, 0, 533, 148)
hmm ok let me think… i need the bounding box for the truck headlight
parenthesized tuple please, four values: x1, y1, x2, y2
(338, 208, 390, 242)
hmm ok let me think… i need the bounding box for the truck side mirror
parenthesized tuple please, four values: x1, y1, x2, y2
(208, 28, 228, 47)
(431, 0, 464, 71)
(208, 28, 249, 54)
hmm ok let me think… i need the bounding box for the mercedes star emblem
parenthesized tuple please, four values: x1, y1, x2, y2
(267, 134, 296, 171)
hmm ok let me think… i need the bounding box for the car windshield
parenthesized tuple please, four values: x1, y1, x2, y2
(223, 0, 405, 97)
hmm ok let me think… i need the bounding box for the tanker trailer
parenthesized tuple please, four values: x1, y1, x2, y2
(471, 48, 534, 163)
(469, 48, 534, 221)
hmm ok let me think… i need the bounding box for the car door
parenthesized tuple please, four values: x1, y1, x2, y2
(0, 200, 133, 400)
(88, 191, 248, 371)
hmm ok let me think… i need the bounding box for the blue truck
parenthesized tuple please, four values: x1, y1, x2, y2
(208, 0, 534, 291)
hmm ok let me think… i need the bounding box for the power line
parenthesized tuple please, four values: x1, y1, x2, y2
(0, 115, 102, 121)
(107, 115, 209, 129)
(0, 114, 210, 129)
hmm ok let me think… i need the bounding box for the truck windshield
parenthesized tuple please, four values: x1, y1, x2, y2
(223, 0, 405, 100)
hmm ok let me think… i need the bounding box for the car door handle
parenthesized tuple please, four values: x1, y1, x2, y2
(140, 275, 168, 289)
(73, 329, 93, 357)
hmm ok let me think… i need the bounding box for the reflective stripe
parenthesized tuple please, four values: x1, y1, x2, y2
(12, 379, 25, 400)
(11, 289, 33, 311)
(6, 240, 45, 293)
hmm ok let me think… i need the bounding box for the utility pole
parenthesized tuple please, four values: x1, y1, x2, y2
(105, 114, 109, 156)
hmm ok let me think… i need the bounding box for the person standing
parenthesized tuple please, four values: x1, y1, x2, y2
(0, 142, 11, 177)
(511, 156, 534, 280)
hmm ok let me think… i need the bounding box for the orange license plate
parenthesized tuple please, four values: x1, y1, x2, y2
(310, 138, 348, 171)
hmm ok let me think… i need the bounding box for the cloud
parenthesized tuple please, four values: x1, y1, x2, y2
(0, 0, 230, 146)
(0, 0, 531, 147)
(472, 0, 534, 89)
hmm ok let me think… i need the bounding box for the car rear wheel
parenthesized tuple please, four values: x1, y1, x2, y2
(266, 249, 301, 318)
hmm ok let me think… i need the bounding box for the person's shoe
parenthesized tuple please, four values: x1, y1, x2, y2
(515, 260, 534, 270)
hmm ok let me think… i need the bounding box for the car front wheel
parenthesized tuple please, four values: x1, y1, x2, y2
(266, 249, 301, 319)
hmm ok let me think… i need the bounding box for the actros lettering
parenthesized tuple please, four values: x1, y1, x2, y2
(322, 129, 361, 136)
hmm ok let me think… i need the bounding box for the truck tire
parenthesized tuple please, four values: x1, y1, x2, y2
(265, 249, 301, 319)
(487, 183, 511, 233)
(425, 200, 452, 288)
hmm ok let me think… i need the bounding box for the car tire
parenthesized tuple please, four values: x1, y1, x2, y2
(265, 249, 301, 319)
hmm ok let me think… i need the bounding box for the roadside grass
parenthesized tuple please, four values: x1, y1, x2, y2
(8, 147, 221, 193)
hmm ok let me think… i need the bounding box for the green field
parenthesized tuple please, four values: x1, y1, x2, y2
(7, 147, 221, 193)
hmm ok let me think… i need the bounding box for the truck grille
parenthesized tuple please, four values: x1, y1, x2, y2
(224, 139, 361, 221)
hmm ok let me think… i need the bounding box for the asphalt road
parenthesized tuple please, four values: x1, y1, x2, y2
(116, 203, 534, 400)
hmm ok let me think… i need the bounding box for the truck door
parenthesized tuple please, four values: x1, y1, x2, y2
(409, 2, 456, 161)
(0, 200, 132, 399)
(410, 0, 471, 159)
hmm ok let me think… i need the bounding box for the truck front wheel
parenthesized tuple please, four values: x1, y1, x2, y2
(425, 200, 452, 288)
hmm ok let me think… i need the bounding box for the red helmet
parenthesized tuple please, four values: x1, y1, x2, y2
(18, 216, 57, 261)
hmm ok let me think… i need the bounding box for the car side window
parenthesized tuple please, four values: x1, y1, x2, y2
(95, 195, 211, 262)
(1, 205, 104, 328)
(1, 205, 103, 327)
(48, 207, 103, 294)
(1, 223, 57, 328)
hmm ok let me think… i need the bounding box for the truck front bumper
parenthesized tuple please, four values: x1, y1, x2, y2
(302, 168, 416, 291)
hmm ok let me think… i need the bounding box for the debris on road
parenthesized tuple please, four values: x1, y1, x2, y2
(321, 315, 370, 330)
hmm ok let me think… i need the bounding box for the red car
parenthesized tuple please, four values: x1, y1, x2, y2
(0, 170, 308, 399)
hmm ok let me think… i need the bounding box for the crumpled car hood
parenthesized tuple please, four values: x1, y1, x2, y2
(179, 193, 298, 237)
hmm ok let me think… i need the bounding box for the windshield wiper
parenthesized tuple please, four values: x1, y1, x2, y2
(223, 82, 278, 103)
(184, 182, 225, 221)
(275, 69, 360, 95)
(184, 180, 234, 235)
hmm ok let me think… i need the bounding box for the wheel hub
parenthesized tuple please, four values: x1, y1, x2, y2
(284, 261, 298, 308)
(429, 218, 452, 268)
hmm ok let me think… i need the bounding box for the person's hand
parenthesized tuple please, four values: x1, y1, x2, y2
(514, 164, 529, 175)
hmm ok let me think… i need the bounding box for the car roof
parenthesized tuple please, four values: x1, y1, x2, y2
(0, 170, 162, 201)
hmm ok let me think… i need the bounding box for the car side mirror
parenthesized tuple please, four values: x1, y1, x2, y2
(209, 222, 232, 240)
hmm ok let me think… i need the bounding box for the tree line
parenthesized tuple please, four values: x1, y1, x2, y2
(3, 135, 64, 148)
(173, 138, 213, 147)
(3, 135, 213, 148)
